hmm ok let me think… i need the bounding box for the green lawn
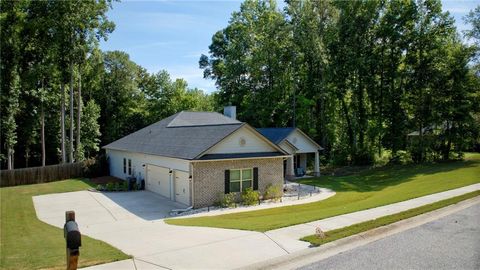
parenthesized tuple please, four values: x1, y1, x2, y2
(301, 190, 480, 246)
(0, 179, 130, 270)
(166, 153, 480, 232)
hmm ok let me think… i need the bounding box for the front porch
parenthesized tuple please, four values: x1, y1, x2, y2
(256, 127, 323, 180)
(285, 152, 320, 180)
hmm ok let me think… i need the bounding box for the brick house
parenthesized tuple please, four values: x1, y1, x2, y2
(103, 107, 322, 208)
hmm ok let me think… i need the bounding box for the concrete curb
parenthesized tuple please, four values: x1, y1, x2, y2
(238, 195, 480, 270)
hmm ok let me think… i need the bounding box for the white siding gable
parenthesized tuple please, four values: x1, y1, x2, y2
(279, 140, 297, 155)
(205, 126, 278, 154)
(106, 149, 190, 181)
(286, 129, 319, 153)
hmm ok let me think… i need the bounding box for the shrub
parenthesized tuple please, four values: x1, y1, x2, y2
(114, 182, 120, 191)
(122, 181, 128, 191)
(241, 188, 260, 206)
(96, 184, 105, 191)
(83, 154, 110, 178)
(374, 150, 392, 167)
(390, 150, 413, 165)
(352, 150, 375, 166)
(106, 182, 114, 192)
(263, 184, 283, 202)
(330, 148, 350, 166)
(218, 193, 236, 208)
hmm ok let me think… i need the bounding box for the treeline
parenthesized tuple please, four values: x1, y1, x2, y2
(2, 0, 480, 170)
(0, 1, 213, 169)
(201, 0, 480, 165)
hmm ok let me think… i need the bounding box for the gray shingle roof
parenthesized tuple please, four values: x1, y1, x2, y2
(167, 111, 241, 127)
(103, 112, 243, 160)
(256, 127, 296, 144)
(198, 152, 285, 160)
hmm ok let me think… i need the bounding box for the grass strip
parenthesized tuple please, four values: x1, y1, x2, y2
(0, 179, 130, 270)
(167, 153, 480, 232)
(301, 190, 480, 246)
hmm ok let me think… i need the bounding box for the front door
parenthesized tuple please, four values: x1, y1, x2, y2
(174, 170, 190, 205)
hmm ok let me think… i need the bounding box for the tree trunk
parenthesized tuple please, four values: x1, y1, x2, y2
(418, 121, 424, 162)
(341, 97, 355, 154)
(61, 82, 66, 163)
(7, 149, 13, 170)
(25, 147, 29, 168)
(76, 68, 82, 160)
(443, 121, 452, 160)
(41, 102, 45, 166)
(69, 62, 74, 163)
(41, 79, 46, 166)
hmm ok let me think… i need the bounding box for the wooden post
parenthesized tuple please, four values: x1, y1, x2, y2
(65, 211, 79, 270)
(298, 183, 301, 200)
(65, 211, 75, 222)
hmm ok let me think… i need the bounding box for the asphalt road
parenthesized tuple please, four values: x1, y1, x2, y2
(298, 203, 480, 270)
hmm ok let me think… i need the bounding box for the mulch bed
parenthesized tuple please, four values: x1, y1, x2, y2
(90, 176, 124, 185)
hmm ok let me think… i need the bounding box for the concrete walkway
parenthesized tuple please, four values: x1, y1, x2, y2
(265, 183, 480, 253)
(33, 184, 480, 270)
(177, 186, 335, 218)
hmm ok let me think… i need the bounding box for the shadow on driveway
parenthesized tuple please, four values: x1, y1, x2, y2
(98, 190, 188, 221)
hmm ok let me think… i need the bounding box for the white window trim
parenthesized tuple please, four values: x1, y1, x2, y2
(230, 168, 253, 192)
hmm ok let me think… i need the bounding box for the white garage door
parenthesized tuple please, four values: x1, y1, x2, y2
(146, 165, 171, 199)
(174, 170, 190, 206)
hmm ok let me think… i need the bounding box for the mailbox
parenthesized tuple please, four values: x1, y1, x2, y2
(64, 220, 81, 250)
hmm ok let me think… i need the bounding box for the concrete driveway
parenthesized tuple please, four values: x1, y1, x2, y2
(33, 190, 287, 269)
(32, 184, 480, 269)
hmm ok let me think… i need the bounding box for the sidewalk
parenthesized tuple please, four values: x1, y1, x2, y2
(265, 183, 480, 253)
(244, 194, 480, 270)
(80, 183, 480, 269)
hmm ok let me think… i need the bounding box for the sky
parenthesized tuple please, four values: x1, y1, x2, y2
(100, 0, 479, 94)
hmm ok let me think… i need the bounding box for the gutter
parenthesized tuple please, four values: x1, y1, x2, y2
(190, 155, 290, 163)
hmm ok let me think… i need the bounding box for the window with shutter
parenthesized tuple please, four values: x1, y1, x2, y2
(229, 168, 253, 192)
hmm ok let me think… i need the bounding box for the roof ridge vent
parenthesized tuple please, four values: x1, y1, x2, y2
(167, 111, 241, 128)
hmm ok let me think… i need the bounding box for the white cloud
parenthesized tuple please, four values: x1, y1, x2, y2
(444, 6, 471, 14)
(115, 10, 213, 32)
(170, 66, 217, 93)
(147, 64, 217, 93)
(128, 41, 185, 50)
(442, 0, 477, 15)
(183, 51, 206, 59)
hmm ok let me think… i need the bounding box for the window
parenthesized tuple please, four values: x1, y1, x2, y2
(229, 168, 253, 192)
(123, 158, 126, 174)
(128, 159, 132, 175)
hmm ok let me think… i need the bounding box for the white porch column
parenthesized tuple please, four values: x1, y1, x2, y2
(314, 151, 320, 176)
(300, 154, 307, 170)
(286, 155, 295, 179)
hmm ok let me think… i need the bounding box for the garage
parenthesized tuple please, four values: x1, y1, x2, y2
(174, 171, 190, 205)
(146, 165, 171, 199)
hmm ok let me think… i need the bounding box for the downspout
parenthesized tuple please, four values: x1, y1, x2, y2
(190, 161, 195, 208)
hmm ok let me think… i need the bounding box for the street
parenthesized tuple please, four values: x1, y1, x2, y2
(298, 203, 480, 270)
